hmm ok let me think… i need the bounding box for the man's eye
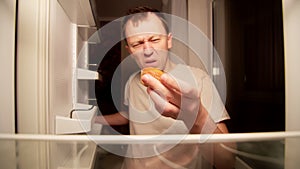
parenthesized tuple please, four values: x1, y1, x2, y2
(151, 38, 160, 42)
(132, 43, 142, 48)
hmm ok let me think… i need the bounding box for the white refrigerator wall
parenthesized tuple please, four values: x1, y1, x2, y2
(0, 0, 16, 134)
(15, 0, 94, 168)
(283, 0, 300, 168)
(0, 1, 17, 169)
(48, 0, 76, 133)
(16, 0, 89, 134)
(17, 0, 52, 134)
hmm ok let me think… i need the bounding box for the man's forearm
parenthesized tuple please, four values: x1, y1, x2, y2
(190, 105, 235, 169)
(95, 112, 129, 125)
(188, 104, 228, 134)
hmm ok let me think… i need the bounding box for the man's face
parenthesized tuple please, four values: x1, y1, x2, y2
(125, 13, 172, 70)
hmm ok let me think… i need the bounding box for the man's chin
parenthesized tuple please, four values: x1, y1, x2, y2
(143, 63, 160, 69)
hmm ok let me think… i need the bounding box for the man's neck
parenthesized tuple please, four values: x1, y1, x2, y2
(163, 59, 176, 72)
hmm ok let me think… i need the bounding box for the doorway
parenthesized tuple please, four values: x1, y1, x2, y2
(213, 0, 285, 132)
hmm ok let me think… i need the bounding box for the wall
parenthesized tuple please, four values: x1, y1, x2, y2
(17, 0, 49, 134)
(16, 0, 75, 168)
(188, 0, 213, 72)
(0, 1, 17, 169)
(283, 0, 300, 131)
(16, 0, 51, 167)
(0, 0, 16, 133)
(283, 0, 300, 168)
(49, 0, 75, 133)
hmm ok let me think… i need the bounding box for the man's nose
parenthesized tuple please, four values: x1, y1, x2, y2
(143, 41, 153, 56)
(143, 41, 152, 49)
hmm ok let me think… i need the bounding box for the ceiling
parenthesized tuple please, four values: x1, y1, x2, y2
(90, 0, 165, 28)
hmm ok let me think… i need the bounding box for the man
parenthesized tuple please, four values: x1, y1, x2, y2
(95, 6, 235, 169)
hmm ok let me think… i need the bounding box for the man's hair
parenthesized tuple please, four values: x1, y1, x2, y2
(122, 6, 169, 42)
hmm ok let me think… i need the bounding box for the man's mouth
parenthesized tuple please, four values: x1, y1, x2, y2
(145, 60, 157, 67)
(146, 60, 156, 63)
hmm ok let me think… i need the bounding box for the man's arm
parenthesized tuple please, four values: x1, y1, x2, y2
(192, 105, 236, 169)
(142, 73, 236, 168)
(95, 112, 129, 125)
(189, 104, 228, 134)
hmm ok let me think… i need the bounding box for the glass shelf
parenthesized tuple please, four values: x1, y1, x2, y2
(1, 131, 299, 169)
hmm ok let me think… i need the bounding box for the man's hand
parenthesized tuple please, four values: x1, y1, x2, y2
(141, 71, 235, 168)
(141, 73, 200, 129)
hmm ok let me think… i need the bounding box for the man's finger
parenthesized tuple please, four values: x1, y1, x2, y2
(148, 89, 180, 119)
(161, 73, 199, 99)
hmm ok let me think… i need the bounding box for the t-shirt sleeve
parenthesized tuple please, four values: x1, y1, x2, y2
(200, 75, 230, 123)
(123, 73, 138, 106)
(123, 79, 130, 106)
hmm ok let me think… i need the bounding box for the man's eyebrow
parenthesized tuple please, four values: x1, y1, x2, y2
(149, 35, 160, 38)
(135, 35, 159, 41)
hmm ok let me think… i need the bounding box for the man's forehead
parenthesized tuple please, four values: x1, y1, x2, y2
(124, 13, 167, 38)
(126, 33, 165, 39)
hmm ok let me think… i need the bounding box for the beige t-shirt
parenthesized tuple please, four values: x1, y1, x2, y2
(122, 63, 230, 169)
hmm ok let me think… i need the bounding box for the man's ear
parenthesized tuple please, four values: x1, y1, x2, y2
(167, 33, 173, 49)
(125, 45, 131, 53)
(125, 45, 134, 58)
